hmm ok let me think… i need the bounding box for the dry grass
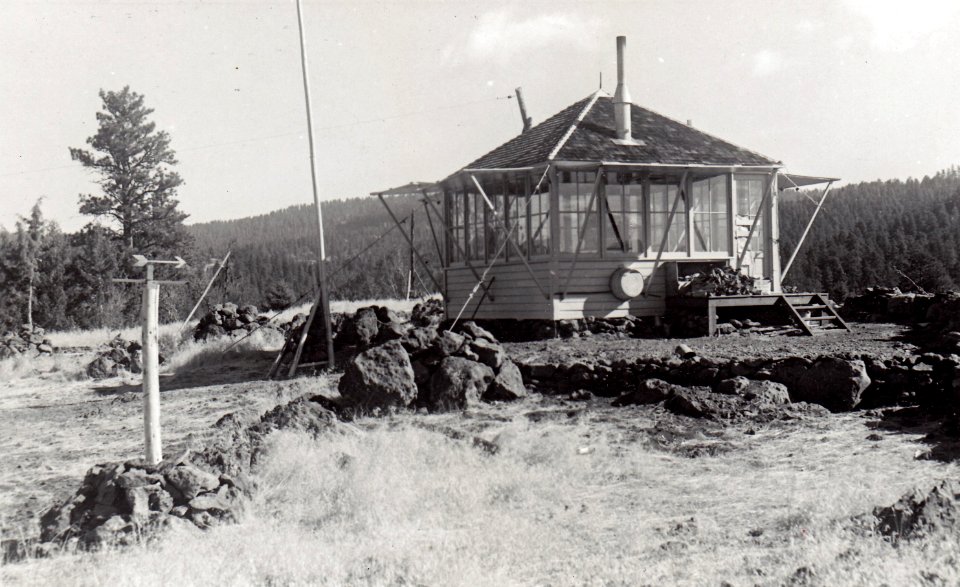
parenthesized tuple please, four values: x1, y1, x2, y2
(5, 401, 959, 586)
(0, 352, 87, 383)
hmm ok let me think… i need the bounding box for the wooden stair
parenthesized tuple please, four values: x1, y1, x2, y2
(778, 293, 850, 335)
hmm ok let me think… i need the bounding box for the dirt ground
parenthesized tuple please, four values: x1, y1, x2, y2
(506, 322, 918, 364)
(0, 322, 942, 552)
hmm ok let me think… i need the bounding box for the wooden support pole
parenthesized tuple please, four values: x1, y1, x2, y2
(422, 197, 444, 265)
(406, 212, 415, 299)
(781, 182, 833, 281)
(180, 251, 231, 333)
(142, 265, 161, 465)
(296, 0, 335, 371)
(378, 194, 443, 292)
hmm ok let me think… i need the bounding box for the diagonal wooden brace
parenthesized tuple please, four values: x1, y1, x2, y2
(644, 171, 688, 296)
(422, 193, 494, 301)
(471, 174, 550, 300)
(377, 193, 443, 292)
(561, 172, 604, 297)
(735, 172, 775, 272)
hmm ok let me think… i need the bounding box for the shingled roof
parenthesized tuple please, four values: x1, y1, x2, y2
(458, 92, 779, 172)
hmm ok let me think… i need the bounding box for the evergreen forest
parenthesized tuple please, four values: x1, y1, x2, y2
(4, 167, 960, 332)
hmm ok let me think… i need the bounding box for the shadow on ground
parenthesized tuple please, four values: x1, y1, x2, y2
(92, 350, 279, 395)
(871, 407, 960, 463)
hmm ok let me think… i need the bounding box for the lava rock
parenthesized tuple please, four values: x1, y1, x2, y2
(428, 356, 494, 412)
(338, 340, 418, 410)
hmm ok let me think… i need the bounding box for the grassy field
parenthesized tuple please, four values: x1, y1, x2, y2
(2, 306, 959, 585)
(3, 399, 958, 586)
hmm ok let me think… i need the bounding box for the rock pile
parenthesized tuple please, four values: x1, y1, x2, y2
(5, 394, 342, 560)
(338, 320, 526, 412)
(85, 337, 162, 379)
(678, 267, 759, 297)
(194, 303, 276, 341)
(38, 455, 246, 551)
(521, 348, 960, 414)
(0, 324, 54, 358)
(873, 479, 960, 540)
(843, 289, 960, 354)
(842, 287, 936, 323)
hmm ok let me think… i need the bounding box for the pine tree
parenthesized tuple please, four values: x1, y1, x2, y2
(70, 86, 190, 257)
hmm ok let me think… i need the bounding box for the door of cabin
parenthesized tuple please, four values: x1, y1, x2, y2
(735, 176, 768, 285)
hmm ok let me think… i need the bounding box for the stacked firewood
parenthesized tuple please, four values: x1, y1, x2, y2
(678, 267, 759, 297)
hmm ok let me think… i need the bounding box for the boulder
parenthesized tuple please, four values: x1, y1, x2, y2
(874, 479, 960, 539)
(374, 306, 402, 324)
(470, 338, 506, 370)
(401, 326, 439, 353)
(484, 360, 527, 401)
(338, 340, 418, 409)
(714, 377, 790, 405)
(433, 330, 467, 357)
(86, 356, 118, 380)
(376, 321, 410, 344)
(772, 357, 870, 412)
(428, 357, 494, 412)
(337, 306, 380, 348)
(460, 321, 497, 343)
(664, 388, 740, 420)
(611, 378, 679, 407)
(166, 465, 221, 501)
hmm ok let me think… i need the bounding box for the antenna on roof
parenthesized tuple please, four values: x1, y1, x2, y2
(515, 87, 532, 133)
(599, 71, 603, 89)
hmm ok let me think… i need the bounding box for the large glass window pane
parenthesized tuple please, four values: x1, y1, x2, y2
(692, 175, 729, 253)
(649, 182, 685, 253)
(447, 191, 463, 263)
(506, 175, 527, 259)
(530, 177, 551, 256)
(559, 171, 598, 255)
(736, 177, 765, 253)
(603, 172, 644, 254)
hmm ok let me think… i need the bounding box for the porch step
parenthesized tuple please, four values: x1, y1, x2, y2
(779, 293, 850, 336)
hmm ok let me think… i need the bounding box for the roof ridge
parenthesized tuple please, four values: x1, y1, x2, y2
(547, 90, 606, 161)
(622, 98, 780, 165)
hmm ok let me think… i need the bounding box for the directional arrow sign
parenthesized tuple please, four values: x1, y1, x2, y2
(131, 255, 187, 269)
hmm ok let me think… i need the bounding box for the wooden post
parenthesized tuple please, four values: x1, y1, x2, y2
(781, 181, 833, 282)
(142, 263, 161, 465)
(180, 250, 231, 333)
(296, 0, 335, 370)
(406, 213, 415, 300)
(113, 254, 186, 466)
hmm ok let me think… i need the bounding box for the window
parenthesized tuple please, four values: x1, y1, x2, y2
(484, 180, 506, 261)
(506, 175, 527, 258)
(692, 175, 729, 254)
(649, 181, 686, 253)
(559, 171, 599, 255)
(465, 188, 486, 262)
(529, 174, 551, 256)
(736, 176, 766, 253)
(447, 190, 464, 263)
(604, 172, 644, 253)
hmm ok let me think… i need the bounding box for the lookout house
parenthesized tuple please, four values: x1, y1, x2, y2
(374, 37, 842, 333)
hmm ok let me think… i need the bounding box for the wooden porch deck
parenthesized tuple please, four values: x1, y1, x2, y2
(667, 293, 849, 336)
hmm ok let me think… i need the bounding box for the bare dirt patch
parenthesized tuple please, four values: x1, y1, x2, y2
(505, 322, 917, 364)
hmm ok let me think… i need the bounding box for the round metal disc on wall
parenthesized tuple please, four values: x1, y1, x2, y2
(610, 266, 644, 300)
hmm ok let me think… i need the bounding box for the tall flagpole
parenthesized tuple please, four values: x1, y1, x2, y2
(295, 0, 335, 369)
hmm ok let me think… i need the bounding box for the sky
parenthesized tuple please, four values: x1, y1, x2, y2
(2, 0, 959, 233)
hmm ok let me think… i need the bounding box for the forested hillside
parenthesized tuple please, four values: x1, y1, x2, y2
(187, 195, 443, 308)
(780, 166, 960, 299)
(5, 168, 960, 332)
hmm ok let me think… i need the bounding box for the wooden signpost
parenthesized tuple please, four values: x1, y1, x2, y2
(113, 254, 186, 465)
